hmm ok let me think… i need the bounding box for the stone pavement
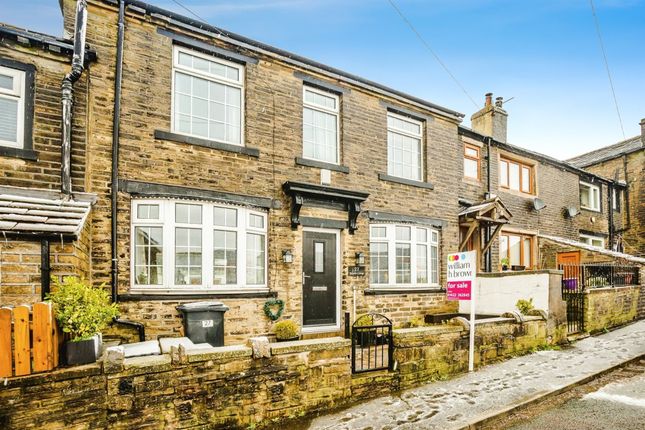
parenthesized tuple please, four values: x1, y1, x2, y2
(306, 320, 645, 430)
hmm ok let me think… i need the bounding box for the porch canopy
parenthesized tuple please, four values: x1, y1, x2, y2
(458, 196, 512, 256)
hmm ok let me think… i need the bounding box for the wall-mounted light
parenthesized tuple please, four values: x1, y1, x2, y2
(355, 252, 365, 265)
(282, 249, 293, 264)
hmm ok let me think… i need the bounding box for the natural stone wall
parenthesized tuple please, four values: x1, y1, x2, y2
(0, 316, 555, 429)
(585, 286, 640, 333)
(393, 317, 550, 389)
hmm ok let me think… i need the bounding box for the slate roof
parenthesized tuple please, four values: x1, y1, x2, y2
(539, 234, 645, 264)
(0, 186, 96, 237)
(567, 135, 643, 168)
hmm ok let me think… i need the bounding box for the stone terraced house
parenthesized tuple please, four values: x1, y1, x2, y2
(0, 0, 640, 345)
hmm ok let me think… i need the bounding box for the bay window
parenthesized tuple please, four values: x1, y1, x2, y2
(172, 46, 244, 145)
(132, 199, 267, 292)
(370, 224, 439, 287)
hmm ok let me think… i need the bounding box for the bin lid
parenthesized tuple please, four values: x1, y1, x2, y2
(176, 301, 229, 312)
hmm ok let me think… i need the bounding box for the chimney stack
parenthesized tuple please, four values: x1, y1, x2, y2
(640, 118, 645, 145)
(471, 92, 508, 143)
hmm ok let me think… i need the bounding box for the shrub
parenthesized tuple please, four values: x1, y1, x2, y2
(47, 277, 119, 342)
(516, 298, 534, 315)
(501, 257, 510, 267)
(273, 319, 299, 340)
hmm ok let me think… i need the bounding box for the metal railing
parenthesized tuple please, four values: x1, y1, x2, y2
(560, 264, 640, 290)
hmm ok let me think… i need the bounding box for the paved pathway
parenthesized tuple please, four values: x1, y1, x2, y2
(306, 321, 645, 430)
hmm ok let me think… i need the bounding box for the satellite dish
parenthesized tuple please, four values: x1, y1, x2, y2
(532, 198, 546, 211)
(565, 206, 579, 218)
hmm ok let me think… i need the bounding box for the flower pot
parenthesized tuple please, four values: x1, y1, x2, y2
(276, 336, 299, 342)
(65, 334, 101, 366)
(511, 265, 525, 271)
(502, 265, 509, 271)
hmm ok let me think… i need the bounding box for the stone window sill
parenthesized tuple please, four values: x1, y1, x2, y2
(364, 287, 443, 295)
(154, 130, 260, 158)
(119, 290, 276, 301)
(378, 173, 434, 190)
(0, 146, 37, 161)
(295, 157, 349, 173)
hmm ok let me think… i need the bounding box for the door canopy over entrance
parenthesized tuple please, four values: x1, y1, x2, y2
(458, 196, 513, 255)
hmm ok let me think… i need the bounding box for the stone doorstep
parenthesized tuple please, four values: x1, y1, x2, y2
(269, 337, 351, 355)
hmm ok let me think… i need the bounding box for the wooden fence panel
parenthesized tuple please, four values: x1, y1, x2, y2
(0, 307, 12, 377)
(13, 305, 31, 376)
(0, 302, 59, 378)
(33, 302, 54, 372)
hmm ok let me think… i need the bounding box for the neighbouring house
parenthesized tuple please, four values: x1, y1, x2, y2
(0, 23, 96, 306)
(0, 0, 641, 346)
(567, 119, 645, 257)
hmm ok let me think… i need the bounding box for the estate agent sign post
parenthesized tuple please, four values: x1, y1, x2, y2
(447, 250, 477, 372)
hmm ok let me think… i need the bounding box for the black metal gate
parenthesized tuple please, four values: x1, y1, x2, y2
(351, 313, 393, 374)
(560, 264, 585, 334)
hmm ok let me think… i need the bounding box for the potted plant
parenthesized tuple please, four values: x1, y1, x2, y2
(501, 258, 510, 271)
(355, 314, 376, 347)
(273, 319, 300, 342)
(47, 277, 119, 365)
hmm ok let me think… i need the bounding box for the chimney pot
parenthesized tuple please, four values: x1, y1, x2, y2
(495, 97, 503, 108)
(485, 93, 493, 106)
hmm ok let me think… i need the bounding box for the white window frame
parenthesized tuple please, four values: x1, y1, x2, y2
(386, 112, 424, 181)
(580, 234, 605, 249)
(579, 181, 601, 212)
(302, 85, 340, 164)
(369, 223, 440, 289)
(0, 65, 26, 149)
(171, 46, 245, 146)
(130, 199, 268, 294)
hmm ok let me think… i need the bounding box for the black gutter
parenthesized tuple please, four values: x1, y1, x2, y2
(110, 0, 145, 342)
(120, 0, 464, 121)
(485, 136, 492, 272)
(60, 0, 88, 195)
(0, 24, 97, 61)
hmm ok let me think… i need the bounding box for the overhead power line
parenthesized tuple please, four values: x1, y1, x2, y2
(386, 0, 479, 109)
(589, 0, 625, 139)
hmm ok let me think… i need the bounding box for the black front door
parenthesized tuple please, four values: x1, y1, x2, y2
(302, 231, 337, 327)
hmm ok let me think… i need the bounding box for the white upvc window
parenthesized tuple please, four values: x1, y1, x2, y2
(302, 86, 339, 164)
(580, 181, 601, 212)
(369, 224, 439, 288)
(580, 234, 605, 248)
(387, 113, 423, 181)
(131, 199, 267, 293)
(0, 65, 26, 148)
(172, 46, 244, 145)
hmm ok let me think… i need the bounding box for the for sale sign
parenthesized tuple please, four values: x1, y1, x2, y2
(446, 250, 476, 301)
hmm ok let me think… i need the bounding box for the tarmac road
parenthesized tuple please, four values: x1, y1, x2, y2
(504, 360, 645, 430)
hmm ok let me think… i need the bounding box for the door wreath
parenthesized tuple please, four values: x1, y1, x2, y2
(263, 298, 285, 321)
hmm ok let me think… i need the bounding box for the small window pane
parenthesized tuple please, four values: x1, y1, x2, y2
(175, 227, 202, 285)
(396, 226, 411, 241)
(430, 244, 438, 284)
(134, 226, 163, 285)
(465, 147, 478, 158)
(416, 228, 428, 243)
(509, 235, 521, 266)
(371, 226, 386, 238)
(214, 230, 237, 285)
(416, 244, 428, 283)
(214, 207, 237, 227)
(431, 231, 438, 243)
(521, 166, 531, 193)
(370, 242, 388, 284)
(0, 97, 18, 143)
(314, 242, 324, 273)
(246, 233, 266, 285)
(500, 160, 508, 187)
(137, 204, 159, 220)
(176, 204, 202, 224)
(523, 238, 532, 267)
(464, 158, 478, 179)
(509, 162, 520, 190)
(395, 243, 411, 284)
(0, 74, 12, 90)
(249, 213, 264, 229)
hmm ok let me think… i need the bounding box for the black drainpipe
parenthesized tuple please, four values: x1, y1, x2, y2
(61, 0, 88, 195)
(484, 136, 492, 272)
(110, 0, 145, 341)
(40, 238, 50, 300)
(608, 183, 614, 250)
